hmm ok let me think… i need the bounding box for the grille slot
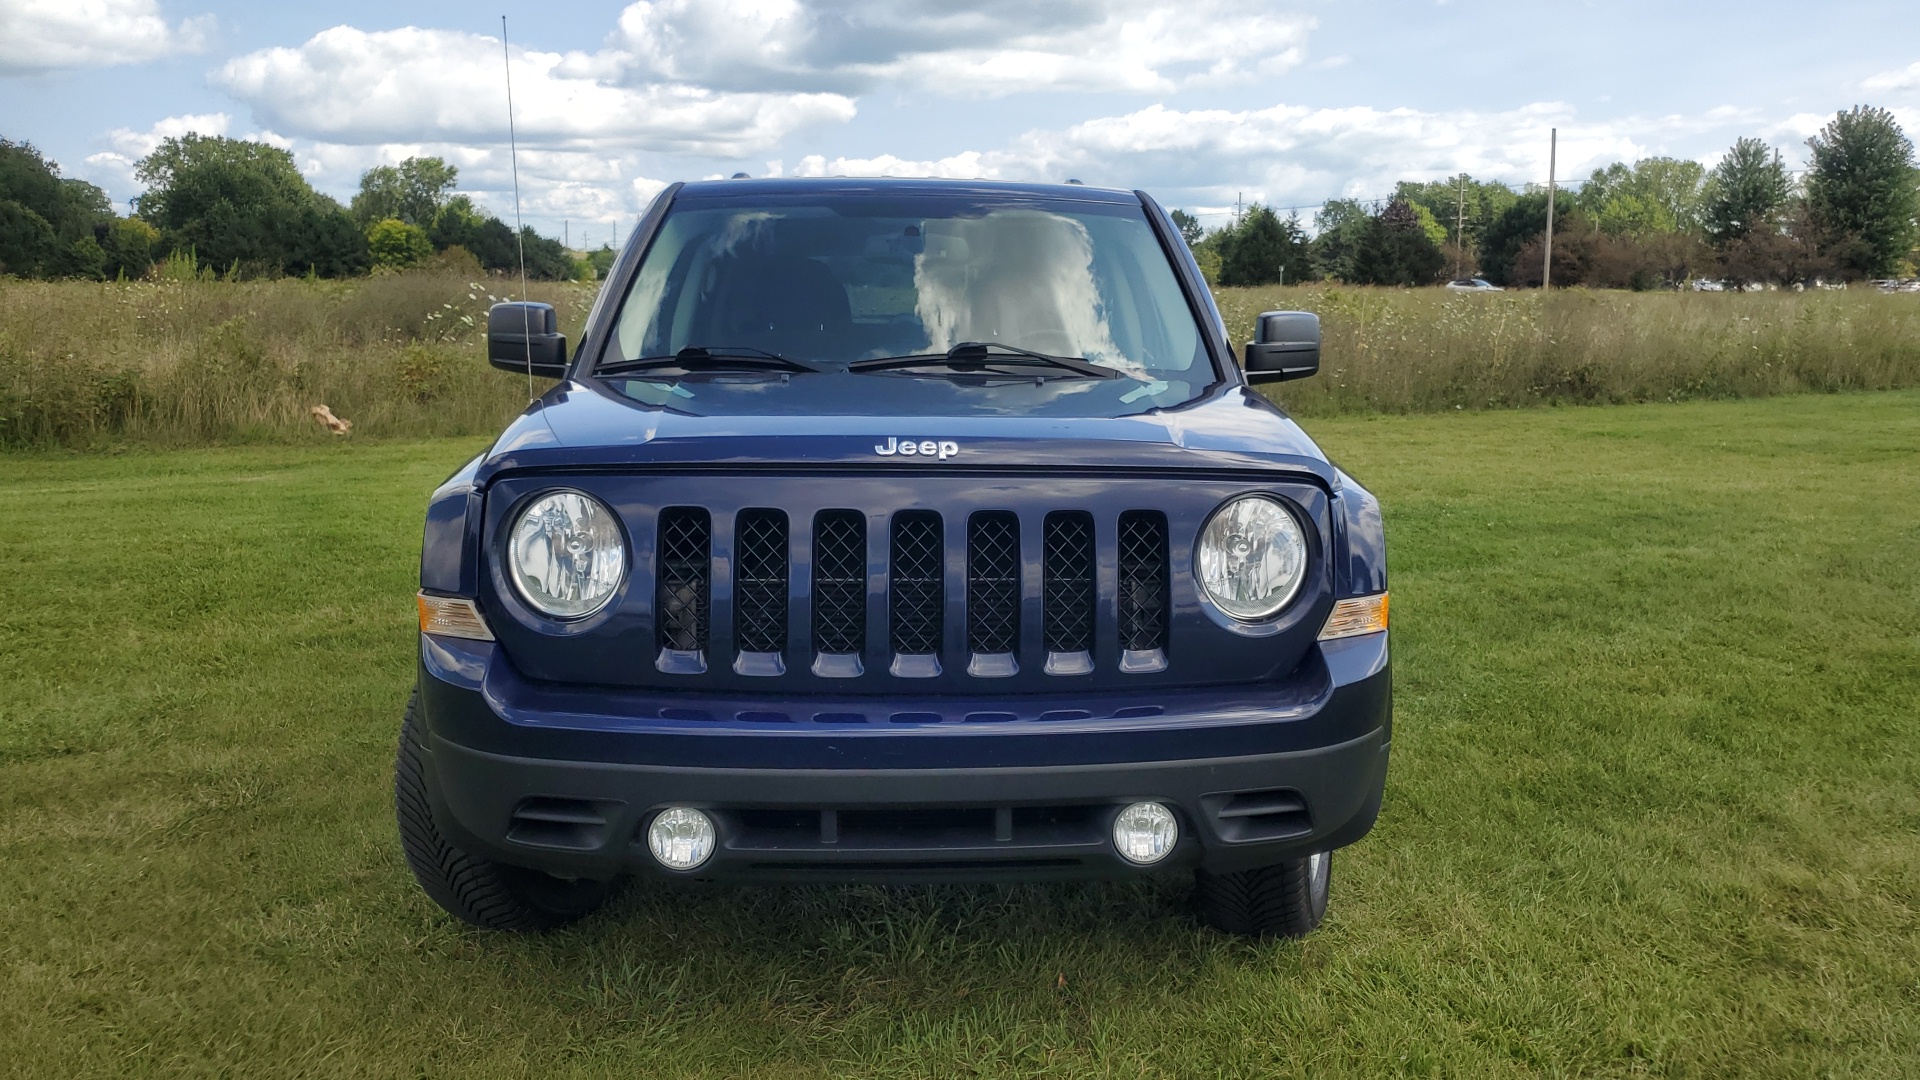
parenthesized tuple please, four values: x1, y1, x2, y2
(1117, 510, 1169, 669)
(657, 507, 711, 669)
(889, 511, 944, 663)
(734, 508, 789, 662)
(811, 510, 867, 675)
(967, 512, 1020, 669)
(1042, 511, 1095, 674)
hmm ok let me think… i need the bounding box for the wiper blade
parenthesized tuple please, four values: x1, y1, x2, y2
(848, 341, 1120, 380)
(597, 346, 820, 377)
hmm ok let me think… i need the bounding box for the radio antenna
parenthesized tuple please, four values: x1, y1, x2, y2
(501, 15, 534, 400)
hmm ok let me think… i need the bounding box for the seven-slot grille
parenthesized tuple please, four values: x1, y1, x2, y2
(657, 507, 1170, 678)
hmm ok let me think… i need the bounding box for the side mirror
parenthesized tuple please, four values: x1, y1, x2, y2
(487, 302, 568, 377)
(1243, 310, 1319, 383)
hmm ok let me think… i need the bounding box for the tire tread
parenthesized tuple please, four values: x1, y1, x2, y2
(394, 689, 606, 931)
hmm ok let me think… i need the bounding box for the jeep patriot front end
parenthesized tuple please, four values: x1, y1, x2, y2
(399, 178, 1390, 937)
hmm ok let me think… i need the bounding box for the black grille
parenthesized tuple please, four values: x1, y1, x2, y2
(811, 510, 866, 654)
(1117, 510, 1169, 653)
(657, 508, 711, 652)
(734, 509, 788, 654)
(1042, 512, 1095, 653)
(967, 512, 1020, 655)
(889, 511, 944, 655)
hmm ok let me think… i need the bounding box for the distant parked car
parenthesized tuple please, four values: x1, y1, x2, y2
(1691, 279, 1728, 292)
(1444, 278, 1502, 292)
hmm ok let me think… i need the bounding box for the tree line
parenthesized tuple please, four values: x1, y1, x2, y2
(0, 134, 600, 282)
(1178, 106, 1920, 290)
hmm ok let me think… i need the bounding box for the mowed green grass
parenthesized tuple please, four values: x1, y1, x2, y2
(1, 392, 1916, 1078)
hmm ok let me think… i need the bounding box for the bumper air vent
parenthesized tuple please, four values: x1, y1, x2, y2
(811, 509, 866, 677)
(966, 511, 1020, 677)
(1042, 510, 1095, 675)
(1204, 788, 1312, 843)
(657, 507, 711, 673)
(733, 508, 789, 676)
(505, 797, 612, 850)
(889, 511, 944, 677)
(1117, 510, 1169, 672)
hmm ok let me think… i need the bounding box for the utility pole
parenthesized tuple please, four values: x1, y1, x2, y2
(1235, 192, 1243, 227)
(1455, 175, 1466, 279)
(564, 219, 569, 249)
(1543, 128, 1557, 291)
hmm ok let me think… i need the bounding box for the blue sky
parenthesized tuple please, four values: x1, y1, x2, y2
(3, 0, 1916, 240)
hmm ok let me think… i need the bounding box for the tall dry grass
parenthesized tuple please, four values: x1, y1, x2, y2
(1217, 284, 1920, 415)
(0, 273, 594, 448)
(1, 275, 1915, 448)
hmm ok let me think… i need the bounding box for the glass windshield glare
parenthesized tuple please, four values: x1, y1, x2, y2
(601, 192, 1213, 418)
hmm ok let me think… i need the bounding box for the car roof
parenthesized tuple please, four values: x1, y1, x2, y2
(673, 176, 1143, 204)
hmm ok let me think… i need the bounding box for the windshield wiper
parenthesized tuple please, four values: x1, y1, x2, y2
(597, 346, 820, 378)
(848, 341, 1120, 380)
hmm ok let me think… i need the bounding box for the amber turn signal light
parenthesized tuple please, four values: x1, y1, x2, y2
(1318, 592, 1388, 641)
(417, 592, 495, 641)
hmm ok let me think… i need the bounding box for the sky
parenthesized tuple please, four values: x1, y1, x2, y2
(3, 0, 1917, 243)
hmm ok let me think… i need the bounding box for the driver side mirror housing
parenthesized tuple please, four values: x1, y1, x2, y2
(1243, 310, 1319, 383)
(487, 302, 569, 378)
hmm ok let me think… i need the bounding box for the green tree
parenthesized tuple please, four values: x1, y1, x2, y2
(1578, 157, 1707, 236)
(1702, 138, 1793, 244)
(1476, 192, 1552, 286)
(135, 134, 367, 277)
(1218, 204, 1310, 286)
(367, 218, 433, 270)
(1805, 106, 1920, 279)
(0, 138, 122, 278)
(100, 217, 160, 278)
(1352, 199, 1446, 287)
(1392, 175, 1520, 271)
(352, 157, 460, 228)
(1310, 199, 1372, 281)
(0, 198, 57, 276)
(1169, 208, 1204, 246)
(429, 195, 521, 272)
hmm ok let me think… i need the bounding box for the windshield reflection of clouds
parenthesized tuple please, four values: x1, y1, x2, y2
(915, 211, 1132, 375)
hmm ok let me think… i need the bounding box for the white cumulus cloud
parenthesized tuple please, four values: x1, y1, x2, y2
(1863, 60, 1920, 94)
(214, 25, 856, 156)
(611, 0, 1313, 96)
(0, 0, 210, 76)
(82, 112, 230, 197)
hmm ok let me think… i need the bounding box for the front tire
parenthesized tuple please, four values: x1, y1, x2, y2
(1193, 851, 1331, 938)
(394, 688, 613, 930)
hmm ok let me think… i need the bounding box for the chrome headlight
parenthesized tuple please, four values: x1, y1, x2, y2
(1197, 495, 1308, 620)
(507, 491, 625, 618)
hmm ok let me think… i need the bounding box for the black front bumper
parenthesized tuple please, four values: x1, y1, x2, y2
(415, 633, 1391, 883)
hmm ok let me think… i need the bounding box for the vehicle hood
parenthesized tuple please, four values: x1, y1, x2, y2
(474, 380, 1335, 487)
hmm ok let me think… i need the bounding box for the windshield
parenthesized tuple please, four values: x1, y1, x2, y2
(598, 192, 1215, 418)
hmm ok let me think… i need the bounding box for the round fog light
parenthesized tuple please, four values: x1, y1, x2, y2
(1112, 802, 1179, 865)
(646, 807, 716, 871)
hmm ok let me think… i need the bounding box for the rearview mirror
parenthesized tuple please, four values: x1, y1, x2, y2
(487, 302, 568, 377)
(1243, 310, 1319, 383)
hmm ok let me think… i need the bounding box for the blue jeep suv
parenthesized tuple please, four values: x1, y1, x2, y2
(399, 178, 1390, 938)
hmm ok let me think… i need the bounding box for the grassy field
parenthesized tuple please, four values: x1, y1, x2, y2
(2, 273, 1916, 448)
(2, 392, 1917, 1077)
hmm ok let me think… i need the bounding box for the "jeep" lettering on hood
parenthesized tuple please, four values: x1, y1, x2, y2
(875, 437, 960, 460)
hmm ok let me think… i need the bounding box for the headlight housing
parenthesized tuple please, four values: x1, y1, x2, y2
(507, 491, 625, 618)
(1197, 495, 1308, 620)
